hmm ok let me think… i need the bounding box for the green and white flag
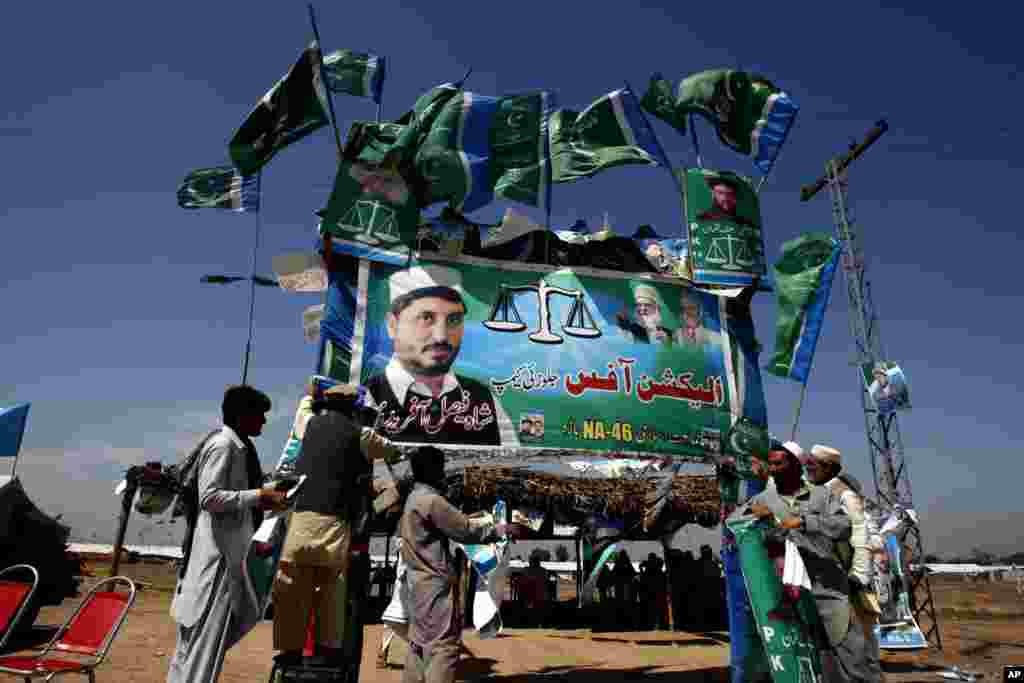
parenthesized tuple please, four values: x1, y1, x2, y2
(322, 50, 386, 104)
(345, 120, 408, 165)
(641, 69, 799, 174)
(551, 87, 668, 184)
(177, 166, 260, 212)
(765, 233, 841, 385)
(412, 89, 553, 212)
(228, 41, 330, 175)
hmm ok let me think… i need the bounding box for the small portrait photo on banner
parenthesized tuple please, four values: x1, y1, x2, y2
(682, 169, 766, 287)
(518, 412, 545, 442)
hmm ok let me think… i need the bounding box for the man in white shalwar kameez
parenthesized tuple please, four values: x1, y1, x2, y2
(166, 385, 288, 683)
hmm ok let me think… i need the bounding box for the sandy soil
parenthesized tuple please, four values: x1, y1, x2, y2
(2, 562, 1021, 682)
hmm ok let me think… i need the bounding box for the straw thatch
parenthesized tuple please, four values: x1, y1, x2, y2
(438, 465, 720, 537)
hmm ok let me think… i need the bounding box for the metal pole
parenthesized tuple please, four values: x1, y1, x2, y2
(624, 82, 691, 246)
(789, 382, 809, 441)
(688, 113, 703, 168)
(307, 3, 345, 158)
(111, 473, 138, 577)
(241, 174, 262, 385)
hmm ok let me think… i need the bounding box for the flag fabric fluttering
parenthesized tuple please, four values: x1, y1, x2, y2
(177, 166, 261, 212)
(0, 403, 30, 460)
(228, 41, 330, 175)
(550, 87, 668, 184)
(322, 50, 386, 104)
(641, 69, 799, 174)
(413, 90, 554, 212)
(765, 232, 841, 384)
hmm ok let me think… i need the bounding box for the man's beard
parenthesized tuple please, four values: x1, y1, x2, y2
(412, 343, 458, 376)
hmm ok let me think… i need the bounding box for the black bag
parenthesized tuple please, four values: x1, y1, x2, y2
(167, 430, 219, 580)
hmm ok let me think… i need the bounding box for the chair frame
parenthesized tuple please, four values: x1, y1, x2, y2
(0, 565, 39, 652)
(0, 575, 136, 682)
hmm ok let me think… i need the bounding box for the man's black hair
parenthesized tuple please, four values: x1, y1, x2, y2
(390, 287, 464, 318)
(222, 385, 271, 425)
(410, 445, 446, 484)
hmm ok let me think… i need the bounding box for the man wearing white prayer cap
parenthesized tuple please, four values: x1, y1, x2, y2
(364, 264, 516, 446)
(617, 283, 671, 345)
(803, 443, 883, 682)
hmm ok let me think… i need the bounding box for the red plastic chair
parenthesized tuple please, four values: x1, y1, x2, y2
(0, 565, 39, 652)
(0, 576, 136, 682)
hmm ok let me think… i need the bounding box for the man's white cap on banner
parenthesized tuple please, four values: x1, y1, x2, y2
(389, 265, 463, 303)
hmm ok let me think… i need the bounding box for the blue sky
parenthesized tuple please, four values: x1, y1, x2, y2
(1, 2, 1021, 556)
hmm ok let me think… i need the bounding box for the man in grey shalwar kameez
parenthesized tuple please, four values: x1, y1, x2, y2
(167, 385, 288, 683)
(747, 442, 880, 683)
(399, 446, 524, 683)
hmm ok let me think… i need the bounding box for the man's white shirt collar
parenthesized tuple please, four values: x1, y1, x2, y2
(385, 359, 460, 405)
(221, 424, 246, 450)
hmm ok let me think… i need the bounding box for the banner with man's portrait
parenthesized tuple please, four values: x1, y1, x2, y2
(317, 255, 767, 460)
(861, 361, 911, 416)
(682, 169, 766, 287)
(867, 509, 928, 650)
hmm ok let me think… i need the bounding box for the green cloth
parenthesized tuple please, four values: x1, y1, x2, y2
(727, 515, 825, 683)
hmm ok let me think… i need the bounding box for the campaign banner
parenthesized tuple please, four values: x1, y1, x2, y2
(727, 515, 825, 683)
(870, 514, 927, 650)
(319, 255, 767, 459)
(682, 169, 766, 287)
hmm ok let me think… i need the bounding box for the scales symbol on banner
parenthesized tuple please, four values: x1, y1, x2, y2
(705, 234, 756, 269)
(338, 200, 402, 246)
(484, 278, 600, 344)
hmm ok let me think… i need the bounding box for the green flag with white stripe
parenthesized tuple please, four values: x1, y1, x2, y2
(323, 50, 386, 104)
(551, 87, 668, 184)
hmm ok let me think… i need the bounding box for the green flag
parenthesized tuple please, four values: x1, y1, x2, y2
(345, 120, 408, 165)
(322, 50, 386, 104)
(550, 87, 667, 184)
(388, 83, 463, 165)
(642, 70, 799, 173)
(726, 515, 826, 683)
(319, 159, 420, 260)
(177, 166, 260, 212)
(228, 42, 330, 175)
(412, 90, 553, 211)
(765, 233, 841, 384)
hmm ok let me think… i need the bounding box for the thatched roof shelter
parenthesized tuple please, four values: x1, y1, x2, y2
(435, 465, 721, 540)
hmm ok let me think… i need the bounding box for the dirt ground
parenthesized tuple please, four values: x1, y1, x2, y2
(3, 561, 1022, 682)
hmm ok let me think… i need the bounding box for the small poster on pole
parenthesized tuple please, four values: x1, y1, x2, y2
(861, 362, 911, 415)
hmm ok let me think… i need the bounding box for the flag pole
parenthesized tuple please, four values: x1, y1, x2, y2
(242, 172, 262, 385)
(688, 113, 704, 168)
(790, 381, 809, 441)
(624, 81, 690, 247)
(307, 3, 345, 157)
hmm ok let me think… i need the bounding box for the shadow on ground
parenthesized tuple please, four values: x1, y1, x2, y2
(0, 626, 59, 654)
(456, 664, 730, 682)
